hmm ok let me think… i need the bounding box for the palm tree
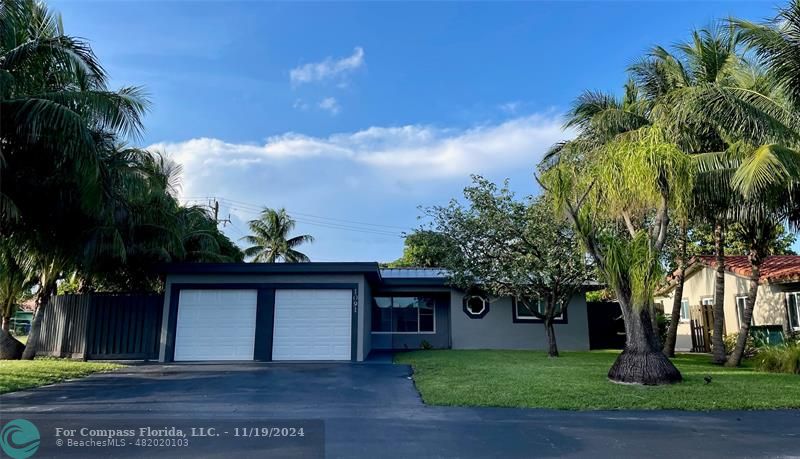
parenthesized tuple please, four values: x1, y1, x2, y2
(540, 82, 691, 385)
(242, 208, 314, 263)
(629, 24, 744, 362)
(0, 0, 149, 227)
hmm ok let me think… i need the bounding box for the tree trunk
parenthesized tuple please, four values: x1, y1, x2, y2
(782, 298, 793, 339)
(0, 329, 24, 360)
(608, 297, 682, 385)
(663, 266, 686, 358)
(21, 283, 55, 360)
(544, 319, 559, 357)
(664, 222, 688, 357)
(726, 258, 760, 367)
(1, 316, 9, 332)
(711, 220, 727, 364)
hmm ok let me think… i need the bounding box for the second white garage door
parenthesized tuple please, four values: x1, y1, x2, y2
(272, 289, 352, 361)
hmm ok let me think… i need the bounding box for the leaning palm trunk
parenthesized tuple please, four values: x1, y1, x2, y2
(21, 282, 56, 360)
(663, 235, 687, 357)
(711, 220, 727, 364)
(727, 253, 761, 367)
(608, 292, 683, 385)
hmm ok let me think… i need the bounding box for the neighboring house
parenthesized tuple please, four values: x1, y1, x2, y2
(655, 256, 800, 351)
(157, 263, 597, 362)
(10, 310, 32, 334)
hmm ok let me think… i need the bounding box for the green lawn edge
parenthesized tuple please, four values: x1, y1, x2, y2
(395, 350, 800, 411)
(0, 359, 125, 394)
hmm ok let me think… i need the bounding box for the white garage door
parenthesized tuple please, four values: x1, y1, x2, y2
(174, 289, 257, 361)
(272, 289, 352, 361)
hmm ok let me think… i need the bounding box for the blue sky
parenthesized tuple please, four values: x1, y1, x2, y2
(53, 1, 781, 262)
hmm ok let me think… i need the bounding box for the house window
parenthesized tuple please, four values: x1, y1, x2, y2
(513, 297, 567, 323)
(786, 292, 800, 330)
(371, 296, 436, 333)
(735, 296, 748, 328)
(680, 299, 690, 322)
(462, 294, 489, 318)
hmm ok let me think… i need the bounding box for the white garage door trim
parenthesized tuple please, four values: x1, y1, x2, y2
(272, 289, 352, 361)
(174, 289, 257, 361)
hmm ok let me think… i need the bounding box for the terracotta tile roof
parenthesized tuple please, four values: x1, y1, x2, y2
(696, 255, 800, 284)
(18, 299, 36, 312)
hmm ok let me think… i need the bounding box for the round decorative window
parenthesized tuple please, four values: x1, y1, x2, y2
(463, 294, 489, 318)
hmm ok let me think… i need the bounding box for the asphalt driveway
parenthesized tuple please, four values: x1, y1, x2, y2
(2, 363, 799, 458)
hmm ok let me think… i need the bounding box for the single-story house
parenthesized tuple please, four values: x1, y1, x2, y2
(655, 255, 800, 351)
(157, 263, 596, 362)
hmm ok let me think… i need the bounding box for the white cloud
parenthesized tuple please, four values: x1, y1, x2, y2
(499, 101, 521, 114)
(318, 97, 340, 115)
(290, 47, 365, 85)
(150, 114, 572, 199)
(292, 98, 309, 111)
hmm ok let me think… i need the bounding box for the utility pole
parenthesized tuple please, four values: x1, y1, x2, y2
(209, 198, 231, 227)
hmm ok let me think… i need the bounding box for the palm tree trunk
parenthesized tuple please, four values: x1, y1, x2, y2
(21, 282, 56, 360)
(544, 318, 559, 357)
(0, 329, 24, 360)
(711, 220, 727, 364)
(608, 293, 682, 385)
(1, 316, 9, 332)
(663, 266, 686, 358)
(782, 299, 793, 339)
(726, 253, 761, 367)
(664, 222, 688, 357)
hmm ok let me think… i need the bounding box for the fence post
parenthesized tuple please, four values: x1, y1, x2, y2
(81, 295, 92, 361)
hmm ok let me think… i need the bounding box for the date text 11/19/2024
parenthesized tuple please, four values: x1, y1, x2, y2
(54, 426, 307, 439)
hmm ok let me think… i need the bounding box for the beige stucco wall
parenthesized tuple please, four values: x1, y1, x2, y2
(656, 266, 790, 351)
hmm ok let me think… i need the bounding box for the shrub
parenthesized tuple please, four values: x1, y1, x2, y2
(656, 312, 669, 346)
(755, 343, 800, 374)
(420, 340, 433, 350)
(723, 332, 758, 359)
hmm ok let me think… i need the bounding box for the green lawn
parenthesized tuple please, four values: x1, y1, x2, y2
(0, 359, 124, 394)
(395, 350, 800, 410)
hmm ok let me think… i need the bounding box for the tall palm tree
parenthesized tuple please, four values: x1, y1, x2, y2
(712, 1, 800, 364)
(0, 0, 149, 227)
(242, 208, 314, 263)
(630, 24, 744, 362)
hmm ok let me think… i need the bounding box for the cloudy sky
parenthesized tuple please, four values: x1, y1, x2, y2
(53, 1, 777, 262)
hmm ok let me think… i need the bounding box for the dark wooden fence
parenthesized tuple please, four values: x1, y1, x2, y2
(35, 294, 163, 360)
(587, 301, 626, 350)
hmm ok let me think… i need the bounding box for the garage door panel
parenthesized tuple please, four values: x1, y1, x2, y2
(174, 289, 257, 361)
(272, 289, 352, 361)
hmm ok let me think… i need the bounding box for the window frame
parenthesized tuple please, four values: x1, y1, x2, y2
(462, 293, 490, 319)
(785, 292, 800, 331)
(370, 295, 437, 335)
(512, 297, 568, 324)
(680, 298, 690, 322)
(735, 295, 748, 329)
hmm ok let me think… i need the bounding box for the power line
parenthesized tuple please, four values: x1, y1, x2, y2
(192, 200, 404, 239)
(227, 206, 403, 238)
(182, 195, 415, 232)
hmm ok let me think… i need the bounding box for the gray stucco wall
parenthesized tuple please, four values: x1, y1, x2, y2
(450, 291, 590, 351)
(158, 273, 368, 362)
(362, 280, 372, 358)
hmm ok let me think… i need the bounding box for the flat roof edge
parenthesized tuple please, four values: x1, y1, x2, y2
(160, 262, 381, 276)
